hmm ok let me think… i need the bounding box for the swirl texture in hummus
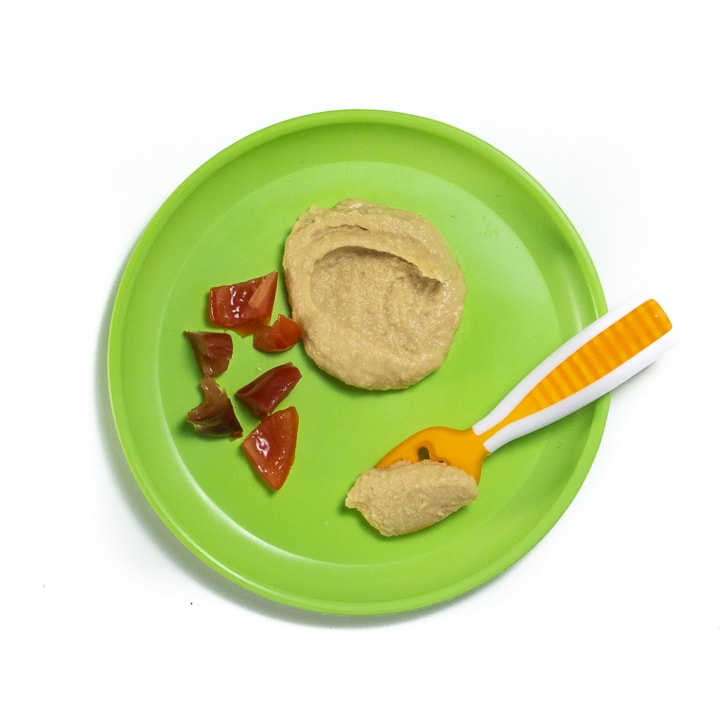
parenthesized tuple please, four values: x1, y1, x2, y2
(282, 199, 466, 390)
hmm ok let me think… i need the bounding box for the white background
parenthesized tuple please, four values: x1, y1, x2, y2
(2, 1, 718, 717)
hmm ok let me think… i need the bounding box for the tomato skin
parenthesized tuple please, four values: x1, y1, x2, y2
(241, 407, 299, 490)
(235, 362, 302, 418)
(208, 272, 278, 335)
(187, 376, 244, 439)
(184, 331, 233, 376)
(252, 314, 302, 353)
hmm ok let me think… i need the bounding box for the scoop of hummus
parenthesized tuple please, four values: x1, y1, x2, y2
(345, 460, 478, 536)
(282, 199, 465, 390)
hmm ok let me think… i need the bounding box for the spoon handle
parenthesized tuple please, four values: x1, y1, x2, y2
(473, 297, 674, 453)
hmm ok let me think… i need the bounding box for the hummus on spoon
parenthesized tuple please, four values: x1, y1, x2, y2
(346, 460, 478, 536)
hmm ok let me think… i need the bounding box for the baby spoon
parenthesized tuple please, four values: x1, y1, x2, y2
(376, 296, 674, 479)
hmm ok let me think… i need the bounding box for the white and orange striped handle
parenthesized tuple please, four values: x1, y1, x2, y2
(474, 296, 674, 453)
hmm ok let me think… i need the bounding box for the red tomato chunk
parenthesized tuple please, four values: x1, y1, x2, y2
(235, 363, 302, 418)
(187, 376, 243, 439)
(208, 271, 278, 335)
(252, 314, 302, 353)
(242, 406, 299, 490)
(184, 331, 233, 376)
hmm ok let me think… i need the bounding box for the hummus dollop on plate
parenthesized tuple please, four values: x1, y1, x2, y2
(282, 199, 466, 390)
(345, 460, 478, 536)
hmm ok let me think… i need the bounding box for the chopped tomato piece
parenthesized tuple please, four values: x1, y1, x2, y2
(241, 407, 299, 490)
(208, 271, 278, 335)
(187, 376, 243, 439)
(184, 331, 233, 376)
(252, 314, 302, 353)
(235, 362, 302, 418)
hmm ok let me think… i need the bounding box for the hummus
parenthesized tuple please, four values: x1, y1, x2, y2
(282, 199, 465, 390)
(345, 460, 478, 536)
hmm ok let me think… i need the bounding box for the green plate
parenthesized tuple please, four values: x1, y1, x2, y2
(107, 110, 608, 615)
